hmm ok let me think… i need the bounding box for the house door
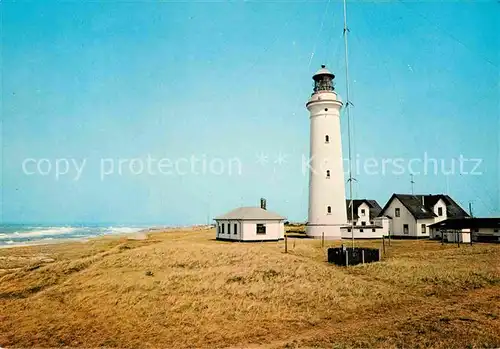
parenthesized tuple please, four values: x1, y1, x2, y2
(403, 224, 409, 234)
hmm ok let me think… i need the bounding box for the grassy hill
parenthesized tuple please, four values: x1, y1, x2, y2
(1, 227, 499, 348)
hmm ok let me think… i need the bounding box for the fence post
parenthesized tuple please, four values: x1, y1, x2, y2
(345, 250, 349, 266)
(383, 236, 386, 255)
(362, 249, 365, 264)
(285, 233, 288, 253)
(322, 232, 325, 248)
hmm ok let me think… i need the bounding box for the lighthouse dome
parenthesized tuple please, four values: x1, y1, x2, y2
(312, 65, 335, 80)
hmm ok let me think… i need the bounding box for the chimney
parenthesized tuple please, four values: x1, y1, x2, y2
(422, 195, 425, 206)
(260, 198, 267, 210)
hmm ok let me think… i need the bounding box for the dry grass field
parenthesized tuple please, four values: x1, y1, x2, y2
(1, 227, 499, 348)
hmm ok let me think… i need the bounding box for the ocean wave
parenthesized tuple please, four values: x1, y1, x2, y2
(106, 227, 144, 234)
(0, 226, 145, 239)
(0, 227, 79, 240)
(0, 226, 147, 246)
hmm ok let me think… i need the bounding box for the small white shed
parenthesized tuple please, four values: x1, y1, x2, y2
(215, 207, 285, 242)
(443, 229, 471, 244)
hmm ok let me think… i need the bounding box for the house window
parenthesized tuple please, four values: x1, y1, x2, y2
(347, 228, 351, 232)
(227, 223, 231, 235)
(361, 209, 366, 216)
(361, 221, 366, 226)
(256, 224, 266, 235)
(353, 222, 357, 226)
(395, 208, 400, 217)
(421, 224, 426, 234)
(494, 229, 499, 233)
(222, 223, 225, 234)
(360, 229, 364, 233)
(325, 135, 330, 143)
(327, 206, 331, 214)
(218, 224, 221, 234)
(234, 223, 237, 235)
(438, 207, 443, 216)
(326, 170, 330, 178)
(403, 224, 409, 234)
(372, 228, 376, 232)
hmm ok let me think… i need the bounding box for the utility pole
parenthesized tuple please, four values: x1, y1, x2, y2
(206, 191, 211, 227)
(469, 202, 474, 218)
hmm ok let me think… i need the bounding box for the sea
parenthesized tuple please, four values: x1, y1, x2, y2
(0, 224, 148, 247)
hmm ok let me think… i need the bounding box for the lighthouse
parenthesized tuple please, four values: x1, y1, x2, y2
(306, 65, 347, 239)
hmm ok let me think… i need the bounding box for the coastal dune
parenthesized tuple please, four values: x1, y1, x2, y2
(0, 227, 499, 348)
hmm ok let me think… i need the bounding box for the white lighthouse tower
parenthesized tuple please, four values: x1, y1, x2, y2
(306, 65, 347, 239)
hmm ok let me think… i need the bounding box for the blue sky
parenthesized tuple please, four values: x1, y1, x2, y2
(1, 0, 499, 225)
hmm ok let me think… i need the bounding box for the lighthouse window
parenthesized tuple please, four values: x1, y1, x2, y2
(314, 76, 334, 92)
(326, 170, 330, 178)
(325, 135, 330, 143)
(324, 108, 328, 112)
(327, 206, 332, 214)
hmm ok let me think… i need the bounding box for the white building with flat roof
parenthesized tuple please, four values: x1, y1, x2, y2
(429, 218, 500, 243)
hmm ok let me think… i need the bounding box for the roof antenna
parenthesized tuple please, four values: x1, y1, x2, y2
(410, 174, 415, 195)
(468, 201, 474, 218)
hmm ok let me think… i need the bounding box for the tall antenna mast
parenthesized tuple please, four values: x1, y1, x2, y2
(343, 0, 355, 249)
